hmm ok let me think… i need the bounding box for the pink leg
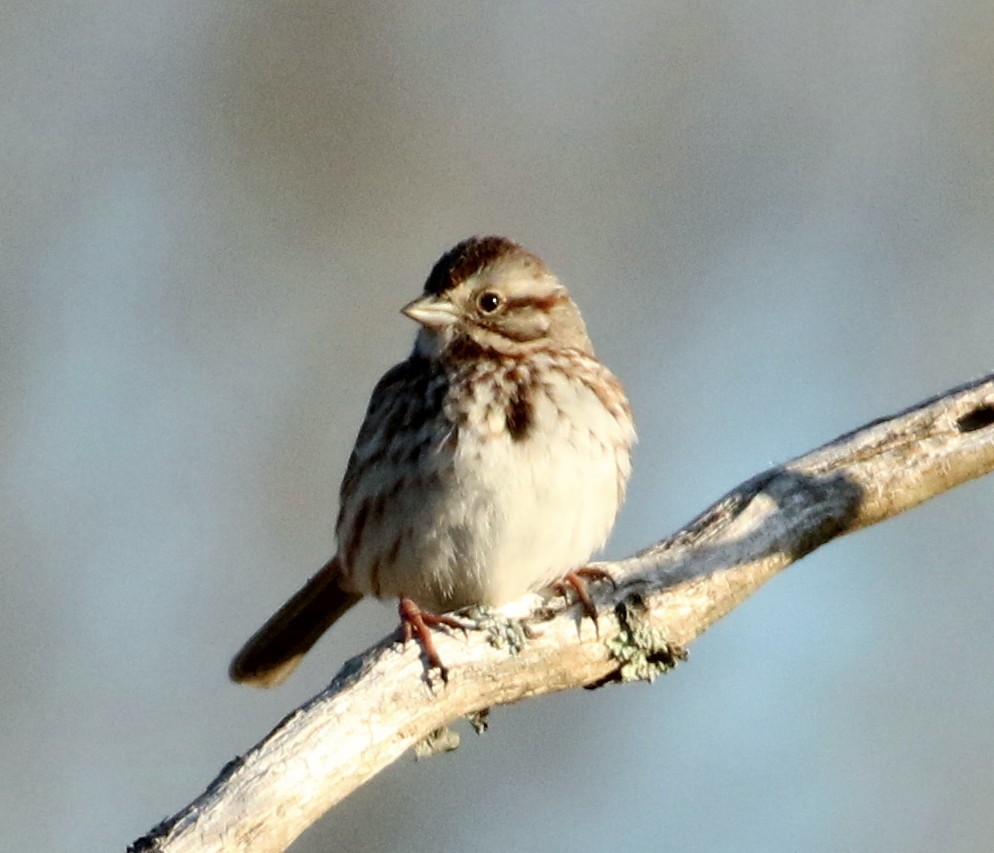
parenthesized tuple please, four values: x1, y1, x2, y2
(548, 566, 616, 621)
(398, 597, 467, 682)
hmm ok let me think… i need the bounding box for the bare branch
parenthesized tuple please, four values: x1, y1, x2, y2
(131, 374, 994, 853)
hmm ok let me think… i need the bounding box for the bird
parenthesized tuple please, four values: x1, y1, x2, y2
(230, 236, 636, 687)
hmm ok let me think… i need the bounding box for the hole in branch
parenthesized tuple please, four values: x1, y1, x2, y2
(957, 405, 994, 433)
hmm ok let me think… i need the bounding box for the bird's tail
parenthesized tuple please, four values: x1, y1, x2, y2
(229, 557, 361, 688)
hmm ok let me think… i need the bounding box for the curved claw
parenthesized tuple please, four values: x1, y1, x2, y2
(550, 566, 616, 622)
(398, 598, 468, 683)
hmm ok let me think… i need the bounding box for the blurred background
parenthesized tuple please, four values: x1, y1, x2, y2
(3, 1, 994, 850)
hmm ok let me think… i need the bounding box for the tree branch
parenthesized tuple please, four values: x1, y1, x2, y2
(131, 374, 994, 853)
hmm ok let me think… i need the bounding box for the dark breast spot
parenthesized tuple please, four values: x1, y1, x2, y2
(505, 383, 533, 441)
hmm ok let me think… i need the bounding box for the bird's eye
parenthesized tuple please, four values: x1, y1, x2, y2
(476, 291, 503, 314)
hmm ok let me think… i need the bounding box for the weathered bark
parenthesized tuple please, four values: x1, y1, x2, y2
(131, 373, 994, 853)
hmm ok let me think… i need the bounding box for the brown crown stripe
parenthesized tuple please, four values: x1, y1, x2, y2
(423, 236, 545, 295)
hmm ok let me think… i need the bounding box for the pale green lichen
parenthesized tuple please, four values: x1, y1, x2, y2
(466, 708, 490, 734)
(606, 596, 687, 683)
(463, 605, 529, 654)
(413, 726, 461, 758)
(412, 711, 490, 759)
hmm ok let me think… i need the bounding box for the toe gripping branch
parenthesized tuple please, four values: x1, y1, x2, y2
(398, 597, 468, 682)
(549, 566, 617, 622)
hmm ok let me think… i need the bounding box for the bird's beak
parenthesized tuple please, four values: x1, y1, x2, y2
(401, 294, 459, 329)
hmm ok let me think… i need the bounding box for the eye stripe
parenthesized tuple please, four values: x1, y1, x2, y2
(502, 291, 568, 312)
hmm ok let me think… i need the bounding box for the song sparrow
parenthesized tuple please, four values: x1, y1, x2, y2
(230, 236, 636, 686)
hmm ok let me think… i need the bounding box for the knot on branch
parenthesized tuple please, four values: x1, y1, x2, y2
(957, 404, 994, 433)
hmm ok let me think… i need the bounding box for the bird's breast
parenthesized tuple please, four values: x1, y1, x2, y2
(338, 350, 634, 613)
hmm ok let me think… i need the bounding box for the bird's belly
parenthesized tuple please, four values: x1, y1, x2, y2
(455, 427, 621, 606)
(366, 385, 627, 611)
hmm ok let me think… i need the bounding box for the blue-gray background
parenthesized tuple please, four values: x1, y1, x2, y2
(3, 2, 994, 851)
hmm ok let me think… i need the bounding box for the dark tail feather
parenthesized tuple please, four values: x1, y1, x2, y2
(229, 557, 361, 688)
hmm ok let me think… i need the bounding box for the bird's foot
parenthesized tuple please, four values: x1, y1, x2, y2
(548, 566, 617, 623)
(398, 597, 468, 683)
